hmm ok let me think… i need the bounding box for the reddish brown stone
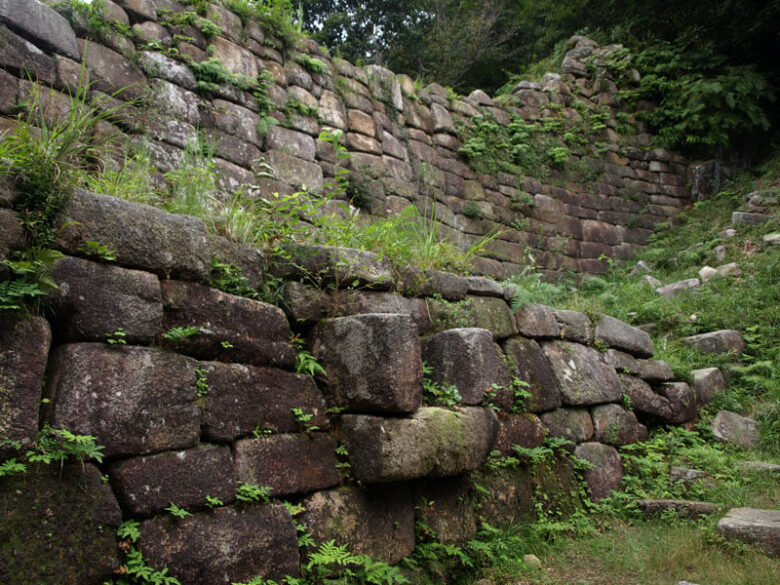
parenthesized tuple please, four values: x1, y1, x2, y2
(493, 413, 546, 455)
(502, 337, 562, 413)
(574, 442, 623, 502)
(591, 403, 648, 445)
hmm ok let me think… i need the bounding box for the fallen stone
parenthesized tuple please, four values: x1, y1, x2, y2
(0, 0, 80, 60)
(0, 463, 121, 585)
(422, 328, 510, 405)
(655, 382, 697, 424)
(302, 485, 415, 564)
(636, 499, 719, 518)
(0, 315, 51, 458)
(55, 190, 211, 281)
(595, 315, 654, 358)
(542, 341, 622, 406)
(49, 256, 162, 345)
(698, 266, 718, 282)
(524, 554, 542, 569)
(502, 337, 562, 412)
(739, 461, 780, 474)
(552, 309, 593, 344)
(732, 211, 772, 226)
(493, 413, 546, 455)
(591, 403, 647, 446)
(109, 445, 237, 516)
(619, 374, 672, 421)
(161, 280, 295, 369)
(46, 343, 200, 458)
(641, 274, 664, 289)
(670, 467, 706, 487)
(691, 367, 727, 406)
(340, 407, 498, 483)
(712, 410, 761, 449)
(656, 278, 700, 298)
(541, 408, 594, 445)
(414, 476, 477, 543)
(717, 507, 780, 556)
(233, 434, 340, 497)
(514, 303, 560, 338)
(574, 442, 623, 502)
(312, 313, 422, 414)
(683, 329, 745, 355)
(139, 504, 300, 585)
(763, 233, 780, 246)
(630, 260, 652, 275)
(201, 363, 328, 442)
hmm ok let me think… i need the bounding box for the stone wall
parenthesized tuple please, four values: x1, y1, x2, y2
(0, 0, 692, 281)
(0, 185, 708, 584)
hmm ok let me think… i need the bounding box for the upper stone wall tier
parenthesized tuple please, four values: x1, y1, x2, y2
(0, 1, 692, 280)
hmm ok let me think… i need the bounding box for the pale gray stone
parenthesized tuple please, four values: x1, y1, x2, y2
(718, 507, 780, 556)
(683, 330, 745, 355)
(712, 410, 761, 449)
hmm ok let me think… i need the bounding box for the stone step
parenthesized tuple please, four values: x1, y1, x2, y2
(718, 507, 780, 557)
(635, 499, 719, 518)
(739, 461, 780, 475)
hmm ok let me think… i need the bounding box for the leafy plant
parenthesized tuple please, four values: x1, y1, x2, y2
(165, 502, 192, 519)
(0, 246, 64, 313)
(106, 328, 127, 345)
(27, 424, 104, 467)
(235, 482, 273, 504)
(421, 362, 462, 407)
(291, 408, 320, 434)
(294, 53, 328, 74)
(195, 367, 209, 398)
(161, 325, 203, 342)
(205, 495, 224, 508)
(79, 240, 117, 262)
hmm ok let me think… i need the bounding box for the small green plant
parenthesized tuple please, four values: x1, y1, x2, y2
(291, 408, 320, 434)
(295, 349, 327, 378)
(335, 444, 351, 480)
(0, 247, 64, 313)
(161, 325, 203, 343)
(195, 367, 209, 398)
(106, 328, 127, 345)
(115, 520, 181, 585)
(78, 240, 116, 262)
(165, 502, 192, 519)
(294, 53, 328, 74)
(220, 340, 234, 349)
(422, 362, 463, 407)
(235, 482, 272, 504)
(205, 495, 224, 509)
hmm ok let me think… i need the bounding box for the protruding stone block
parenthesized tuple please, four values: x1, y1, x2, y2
(542, 341, 622, 406)
(656, 278, 700, 298)
(591, 403, 647, 446)
(233, 434, 340, 497)
(619, 374, 672, 421)
(0, 0, 80, 61)
(683, 330, 745, 355)
(341, 407, 498, 483)
(655, 382, 697, 423)
(574, 442, 623, 502)
(541, 408, 594, 445)
(635, 359, 674, 383)
(47, 344, 200, 458)
(302, 485, 415, 563)
(469, 296, 518, 339)
(691, 367, 727, 406)
(109, 445, 236, 516)
(503, 337, 562, 412)
(595, 315, 654, 358)
(313, 313, 422, 414)
(514, 304, 560, 338)
(718, 508, 780, 557)
(552, 309, 593, 343)
(422, 328, 510, 405)
(139, 505, 300, 585)
(161, 280, 295, 369)
(201, 363, 328, 442)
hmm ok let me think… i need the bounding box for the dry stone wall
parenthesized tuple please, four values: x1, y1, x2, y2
(0, 0, 693, 281)
(0, 184, 712, 584)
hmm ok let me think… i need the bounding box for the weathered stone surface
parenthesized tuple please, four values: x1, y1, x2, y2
(341, 407, 498, 483)
(595, 315, 654, 358)
(138, 50, 196, 89)
(422, 328, 510, 405)
(333, 290, 432, 335)
(656, 278, 700, 298)
(712, 410, 761, 449)
(55, 190, 211, 281)
(0, 209, 25, 260)
(109, 445, 236, 516)
(636, 499, 719, 519)
(553, 309, 593, 343)
(79, 40, 146, 100)
(635, 359, 675, 383)
(574, 442, 623, 502)
(471, 467, 535, 527)
(302, 484, 415, 563)
(465, 276, 505, 297)
(543, 341, 622, 406)
(266, 149, 324, 190)
(514, 303, 560, 338)
(591, 403, 647, 445)
(201, 362, 327, 442)
(0, 0, 80, 60)
(47, 344, 199, 458)
(0, 463, 121, 585)
(207, 234, 265, 290)
(431, 103, 456, 134)
(139, 504, 300, 585)
(739, 461, 780, 475)
(415, 476, 477, 543)
(0, 315, 51, 457)
(493, 412, 546, 456)
(604, 349, 639, 373)
(470, 296, 518, 339)
(717, 507, 780, 556)
(266, 125, 316, 161)
(732, 211, 772, 226)
(48, 256, 162, 345)
(670, 466, 706, 487)
(161, 280, 295, 369)
(312, 313, 422, 414)
(233, 434, 340, 497)
(655, 382, 697, 424)
(619, 374, 672, 421)
(319, 89, 347, 129)
(282, 281, 331, 324)
(683, 330, 745, 356)
(502, 337, 562, 412)
(0, 26, 56, 86)
(541, 408, 594, 445)
(403, 268, 468, 300)
(691, 367, 727, 406)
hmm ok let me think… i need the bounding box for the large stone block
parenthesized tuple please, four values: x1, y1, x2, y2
(691, 367, 727, 406)
(0, 315, 51, 457)
(302, 484, 415, 564)
(655, 382, 697, 423)
(422, 328, 510, 405)
(469, 296, 518, 339)
(340, 407, 498, 483)
(0, 463, 121, 585)
(109, 445, 236, 516)
(201, 362, 328, 442)
(591, 403, 647, 446)
(266, 149, 324, 190)
(718, 507, 780, 557)
(542, 341, 622, 406)
(470, 467, 535, 527)
(161, 280, 295, 369)
(682, 330, 745, 355)
(79, 40, 146, 100)
(595, 315, 654, 358)
(49, 256, 162, 345)
(0, 0, 80, 61)
(552, 309, 593, 343)
(712, 410, 760, 449)
(233, 434, 340, 497)
(493, 413, 546, 456)
(619, 374, 672, 421)
(514, 303, 560, 338)
(139, 504, 300, 585)
(541, 408, 594, 445)
(312, 313, 422, 414)
(415, 475, 477, 543)
(333, 290, 432, 336)
(574, 442, 623, 502)
(502, 337, 562, 412)
(0, 26, 56, 85)
(55, 190, 211, 281)
(266, 126, 316, 161)
(46, 344, 200, 458)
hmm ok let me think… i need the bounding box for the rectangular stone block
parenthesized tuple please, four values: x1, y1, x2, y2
(109, 445, 236, 516)
(233, 434, 340, 497)
(542, 341, 622, 406)
(619, 374, 672, 422)
(161, 280, 295, 369)
(139, 505, 299, 585)
(493, 413, 545, 456)
(595, 315, 654, 358)
(414, 475, 477, 543)
(47, 344, 200, 458)
(502, 337, 562, 413)
(469, 296, 518, 340)
(201, 362, 328, 442)
(340, 407, 498, 483)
